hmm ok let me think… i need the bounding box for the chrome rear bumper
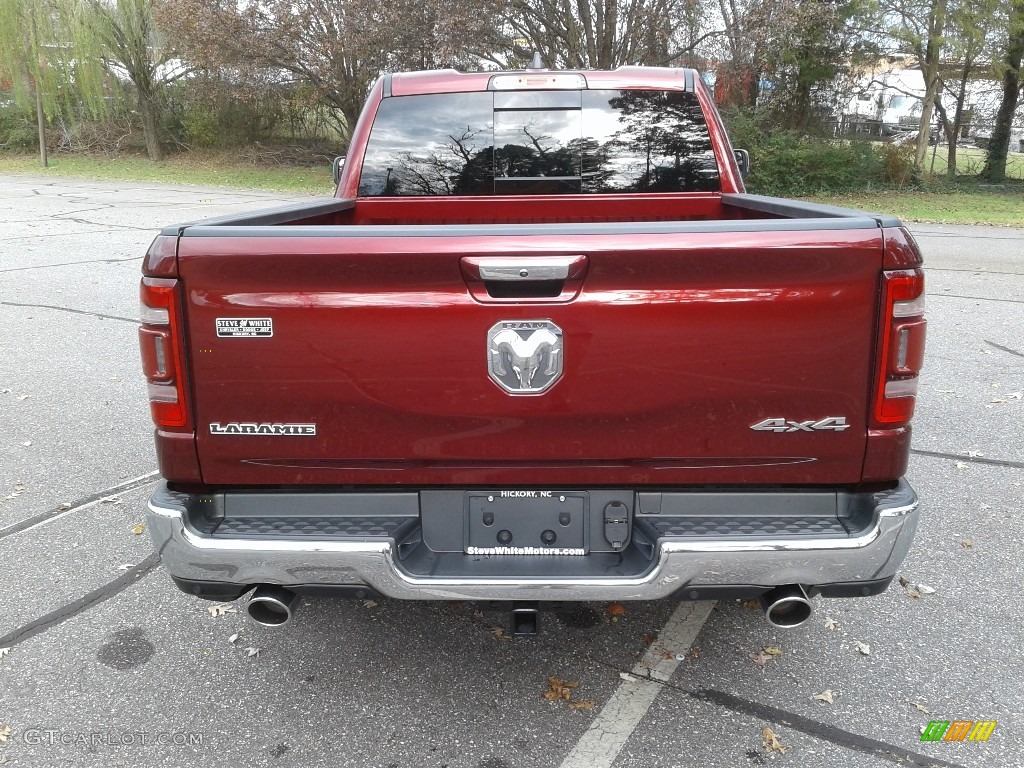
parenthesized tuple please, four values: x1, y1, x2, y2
(147, 481, 918, 602)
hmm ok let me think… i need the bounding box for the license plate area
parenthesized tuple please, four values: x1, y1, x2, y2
(465, 492, 588, 555)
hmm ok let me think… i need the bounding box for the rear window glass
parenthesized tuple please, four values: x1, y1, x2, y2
(358, 89, 720, 196)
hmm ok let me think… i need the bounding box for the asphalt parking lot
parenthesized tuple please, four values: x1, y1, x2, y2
(0, 175, 1021, 768)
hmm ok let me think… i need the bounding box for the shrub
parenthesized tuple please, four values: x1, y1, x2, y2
(0, 104, 38, 149)
(182, 109, 220, 148)
(879, 142, 916, 186)
(721, 108, 889, 195)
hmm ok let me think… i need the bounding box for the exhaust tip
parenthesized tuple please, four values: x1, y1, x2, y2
(759, 585, 813, 628)
(246, 585, 298, 627)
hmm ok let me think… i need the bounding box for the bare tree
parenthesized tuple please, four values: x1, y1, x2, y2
(982, 0, 1024, 181)
(163, 0, 498, 141)
(79, 0, 190, 161)
(499, 0, 708, 70)
(882, 0, 948, 173)
(930, 0, 1001, 178)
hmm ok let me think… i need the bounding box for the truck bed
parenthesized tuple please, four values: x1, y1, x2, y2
(165, 193, 902, 229)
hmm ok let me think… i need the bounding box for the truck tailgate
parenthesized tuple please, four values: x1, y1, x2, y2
(177, 224, 883, 486)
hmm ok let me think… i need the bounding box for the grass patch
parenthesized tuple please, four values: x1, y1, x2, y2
(922, 146, 1024, 180)
(803, 187, 1024, 226)
(0, 151, 332, 195)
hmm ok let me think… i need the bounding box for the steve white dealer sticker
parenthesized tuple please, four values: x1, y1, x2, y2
(216, 318, 273, 338)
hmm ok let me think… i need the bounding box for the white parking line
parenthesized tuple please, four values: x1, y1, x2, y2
(560, 600, 716, 768)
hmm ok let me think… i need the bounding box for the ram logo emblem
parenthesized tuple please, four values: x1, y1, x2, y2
(487, 320, 563, 394)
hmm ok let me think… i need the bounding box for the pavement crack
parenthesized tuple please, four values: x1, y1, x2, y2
(45, 204, 156, 232)
(0, 301, 137, 324)
(0, 228, 142, 243)
(985, 339, 1024, 358)
(925, 267, 1024, 277)
(914, 229, 1024, 241)
(926, 293, 1024, 305)
(56, 217, 154, 232)
(0, 472, 160, 541)
(0, 255, 143, 274)
(911, 449, 1024, 470)
(686, 688, 966, 768)
(0, 554, 162, 649)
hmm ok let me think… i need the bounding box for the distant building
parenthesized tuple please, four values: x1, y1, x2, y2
(843, 61, 1023, 150)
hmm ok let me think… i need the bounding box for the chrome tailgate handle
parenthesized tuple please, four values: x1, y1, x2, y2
(462, 256, 587, 281)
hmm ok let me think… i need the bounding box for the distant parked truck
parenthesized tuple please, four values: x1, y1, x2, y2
(139, 62, 926, 636)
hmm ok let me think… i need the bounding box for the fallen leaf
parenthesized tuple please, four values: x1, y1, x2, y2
(472, 609, 485, 621)
(17, 394, 29, 400)
(131, 524, 145, 535)
(917, 584, 936, 595)
(965, 450, 983, 457)
(989, 399, 1006, 405)
(0, 725, 10, 743)
(660, 649, 675, 660)
(961, 540, 973, 549)
(898, 576, 910, 588)
(0, 485, 26, 503)
(228, 633, 240, 644)
(245, 647, 260, 658)
(101, 496, 122, 505)
(749, 650, 773, 668)
(905, 584, 921, 598)
(761, 726, 789, 754)
(812, 689, 835, 705)
(361, 599, 378, 608)
(642, 634, 657, 646)
(0, 648, 10, 659)
(489, 626, 510, 642)
(542, 676, 580, 702)
(684, 647, 701, 661)
(605, 602, 625, 617)
(912, 702, 931, 714)
(823, 617, 840, 631)
(855, 641, 871, 656)
(207, 603, 238, 618)
(568, 699, 596, 710)
(762, 646, 783, 656)
(741, 599, 760, 610)
(955, 461, 969, 470)
(57, 502, 72, 510)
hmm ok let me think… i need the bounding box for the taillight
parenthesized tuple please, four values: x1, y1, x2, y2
(872, 269, 926, 427)
(139, 276, 190, 429)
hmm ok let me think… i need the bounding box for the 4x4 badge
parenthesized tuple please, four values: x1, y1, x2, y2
(487, 320, 563, 394)
(750, 417, 851, 433)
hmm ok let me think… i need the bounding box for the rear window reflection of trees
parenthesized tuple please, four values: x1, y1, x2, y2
(359, 90, 720, 196)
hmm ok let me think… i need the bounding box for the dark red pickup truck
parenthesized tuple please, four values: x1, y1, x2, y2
(140, 65, 925, 633)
